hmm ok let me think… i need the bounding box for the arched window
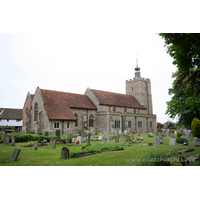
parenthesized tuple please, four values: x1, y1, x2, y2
(34, 103, 38, 121)
(89, 114, 94, 127)
(74, 113, 78, 127)
(115, 119, 120, 128)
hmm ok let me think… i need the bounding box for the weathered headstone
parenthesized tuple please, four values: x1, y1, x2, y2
(114, 130, 117, 134)
(98, 136, 102, 140)
(171, 133, 174, 138)
(7, 148, 21, 162)
(186, 132, 190, 137)
(61, 147, 69, 159)
(119, 130, 121, 134)
(155, 137, 160, 145)
(148, 142, 153, 146)
(99, 132, 102, 136)
(169, 138, 176, 145)
(124, 130, 127, 134)
(77, 136, 82, 144)
(81, 137, 87, 143)
(2, 132, 5, 142)
(72, 138, 75, 143)
(156, 132, 159, 136)
(183, 139, 188, 146)
(11, 135, 15, 146)
(102, 138, 106, 143)
(50, 138, 54, 144)
(196, 139, 200, 146)
(166, 130, 169, 135)
(32, 144, 38, 150)
(107, 135, 111, 142)
(121, 136, 124, 141)
(189, 134, 192, 139)
(51, 139, 57, 149)
(115, 136, 119, 143)
(92, 131, 95, 137)
(6, 134, 9, 145)
(193, 137, 198, 143)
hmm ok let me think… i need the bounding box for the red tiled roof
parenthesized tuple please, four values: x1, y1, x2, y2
(90, 89, 146, 109)
(0, 108, 23, 119)
(41, 89, 97, 120)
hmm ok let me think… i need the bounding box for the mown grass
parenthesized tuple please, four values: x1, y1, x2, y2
(0, 133, 200, 166)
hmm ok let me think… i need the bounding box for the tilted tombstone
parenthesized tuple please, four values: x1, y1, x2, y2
(6, 134, 9, 145)
(32, 144, 38, 150)
(156, 132, 159, 136)
(121, 136, 124, 141)
(155, 137, 160, 145)
(107, 135, 111, 142)
(115, 136, 119, 143)
(51, 139, 57, 149)
(169, 138, 176, 145)
(193, 137, 198, 143)
(61, 147, 69, 159)
(196, 139, 200, 146)
(7, 148, 21, 162)
(11, 135, 15, 146)
(189, 134, 192, 139)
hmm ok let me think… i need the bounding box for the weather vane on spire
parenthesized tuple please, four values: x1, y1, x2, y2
(135, 53, 141, 78)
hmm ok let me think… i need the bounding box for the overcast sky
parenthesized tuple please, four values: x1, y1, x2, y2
(1, 1, 195, 124)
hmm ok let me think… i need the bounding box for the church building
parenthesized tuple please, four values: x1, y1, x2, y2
(23, 61, 157, 134)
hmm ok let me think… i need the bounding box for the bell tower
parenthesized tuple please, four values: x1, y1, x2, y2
(126, 58, 153, 115)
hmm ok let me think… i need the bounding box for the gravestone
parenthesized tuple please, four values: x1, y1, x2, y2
(32, 144, 38, 150)
(166, 130, 169, 135)
(162, 133, 166, 137)
(148, 142, 153, 146)
(119, 130, 121, 134)
(186, 132, 190, 137)
(81, 137, 87, 143)
(124, 130, 127, 134)
(99, 132, 102, 136)
(169, 138, 176, 145)
(6, 134, 9, 145)
(171, 133, 174, 138)
(132, 135, 134, 140)
(61, 147, 69, 159)
(102, 138, 106, 143)
(72, 138, 75, 143)
(114, 130, 118, 134)
(98, 136, 102, 140)
(11, 135, 15, 146)
(7, 148, 21, 162)
(121, 136, 124, 141)
(193, 137, 198, 143)
(50, 138, 54, 144)
(107, 136, 111, 142)
(196, 139, 200, 146)
(51, 139, 57, 149)
(77, 136, 82, 144)
(115, 136, 119, 143)
(2, 132, 5, 142)
(155, 137, 160, 145)
(92, 131, 95, 137)
(189, 134, 192, 139)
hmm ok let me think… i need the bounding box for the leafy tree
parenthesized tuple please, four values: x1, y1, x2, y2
(164, 121, 176, 129)
(159, 33, 200, 128)
(157, 122, 164, 130)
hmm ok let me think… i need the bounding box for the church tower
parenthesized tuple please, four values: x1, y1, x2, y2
(126, 58, 153, 115)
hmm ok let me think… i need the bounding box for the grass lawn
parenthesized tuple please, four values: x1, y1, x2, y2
(0, 133, 200, 166)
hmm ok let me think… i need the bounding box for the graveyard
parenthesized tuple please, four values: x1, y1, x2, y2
(0, 131, 200, 166)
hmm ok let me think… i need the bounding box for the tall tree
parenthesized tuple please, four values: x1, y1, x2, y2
(159, 33, 200, 128)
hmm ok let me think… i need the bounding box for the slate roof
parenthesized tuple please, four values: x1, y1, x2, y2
(90, 89, 146, 109)
(0, 108, 23, 119)
(40, 89, 97, 120)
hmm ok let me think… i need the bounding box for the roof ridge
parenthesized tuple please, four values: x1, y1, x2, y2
(90, 89, 127, 96)
(40, 88, 86, 96)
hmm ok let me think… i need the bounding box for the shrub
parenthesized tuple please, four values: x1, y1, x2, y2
(44, 131, 49, 136)
(2, 126, 15, 130)
(194, 119, 200, 138)
(176, 137, 185, 144)
(26, 131, 35, 134)
(191, 118, 199, 137)
(177, 132, 183, 138)
(9, 133, 39, 142)
(56, 129, 61, 139)
(125, 138, 131, 142)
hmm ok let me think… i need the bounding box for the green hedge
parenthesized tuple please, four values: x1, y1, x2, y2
(9, 133, 39, 142)
(1, 126, 15, 130)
